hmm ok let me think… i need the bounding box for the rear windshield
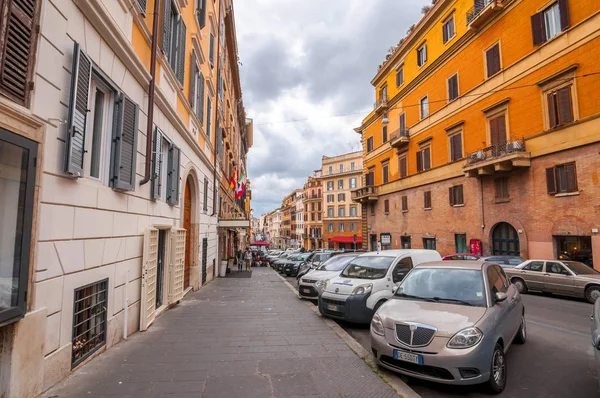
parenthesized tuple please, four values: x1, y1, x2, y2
(319, 255, 358, 272)
(340, 256, 395, 280)
(564, 261, 599, 275)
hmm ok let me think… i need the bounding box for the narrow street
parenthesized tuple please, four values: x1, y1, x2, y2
(45, 268, 398, 398)
(283, 275, 599, 397)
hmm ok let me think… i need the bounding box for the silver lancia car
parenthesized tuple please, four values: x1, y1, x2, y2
(371, 261, 525, 394)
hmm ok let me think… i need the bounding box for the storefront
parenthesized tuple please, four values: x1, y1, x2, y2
(555, 235, 593, 267)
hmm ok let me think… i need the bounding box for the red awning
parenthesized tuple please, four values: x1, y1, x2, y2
(329, 236, 363, 244)
(251, 240, 270, 246)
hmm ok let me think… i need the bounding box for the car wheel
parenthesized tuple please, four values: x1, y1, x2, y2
(512, 278, 528, 294)
(514, 314, 526, 344)
(372, 300, 385, 316)
(487, 344, 507, 394)
(585, 286, 600, 304)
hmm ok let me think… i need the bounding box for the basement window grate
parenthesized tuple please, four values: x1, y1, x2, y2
(71, 279, 108, 367)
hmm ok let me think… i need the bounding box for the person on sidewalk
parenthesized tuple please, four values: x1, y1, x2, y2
(244, 248, 252, 271)
(237, 249, 243, 271)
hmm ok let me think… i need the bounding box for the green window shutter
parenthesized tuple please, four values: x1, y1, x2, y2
(151, 128, 163, 200)
(189, 52, 196, 108)
(111, 94, 139, 191)
(160, 0, 172, 54)
(65, 42, 92, 177)
(197, 72, 205, 122)
(206, 97, 212, 137)
(176, 19, 186, 84)
(167, 145, 180, 205)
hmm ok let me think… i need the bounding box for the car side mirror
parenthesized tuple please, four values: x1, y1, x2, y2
(392, 285, 399, 294)
(494, 292, 508, 303)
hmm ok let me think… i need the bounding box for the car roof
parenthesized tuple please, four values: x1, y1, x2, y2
(357, 249, 439, 258)
(416, 260, 485, 270)
(330, 252, 361, 257)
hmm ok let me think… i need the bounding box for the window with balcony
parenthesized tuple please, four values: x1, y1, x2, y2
(367, 136, 374, 152)
(366, 167, 375, 186)
(384, 199, 390, 214)
(379, 84, 388, 103)
(382, 161, 389, 184)
(485, 43, 501, 78)
(349, 177, 357, 189)
(447, 73, 459, 102)
(401, 196, 408, 212)
(396, 67, 404, 87)
(449, 185, 464, 206)
(417, 145, 431, 172)
(442, 14, 455, 44)
(495, 177, 509, 202)
(424, 191, 432, 210)
(417, 42, 427, 67)
(398, 153, 407, 178)
(327, 181, 334, 191)
(532, 1, 569, 46)
(449, 132, 463, 162)
(420, 95, 429, 119)
(547, 86, 573, 128)
(398, 113, 406, 135)
(546, 162, 577, 195)
(350, 206, 358, 217)
(338, 193, 346, 202)
(382, 126, 388, 143)
(338, 207, 346, 217)
(338, 179, 344, 190)
(489, 113, 507, 154)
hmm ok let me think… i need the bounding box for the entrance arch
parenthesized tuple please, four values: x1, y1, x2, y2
(491, 222, 520, 256)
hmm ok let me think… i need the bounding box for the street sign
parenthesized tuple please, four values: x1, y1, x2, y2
(380, 233, 391, 246)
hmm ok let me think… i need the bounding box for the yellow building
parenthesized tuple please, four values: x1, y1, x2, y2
(354, 0, 600, 266)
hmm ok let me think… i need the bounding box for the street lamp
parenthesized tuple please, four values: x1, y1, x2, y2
(382, 111, 389, 125)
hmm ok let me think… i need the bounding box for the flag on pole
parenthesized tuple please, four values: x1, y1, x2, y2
(229, 167, 237, 190)
(235, 170, 245, 199)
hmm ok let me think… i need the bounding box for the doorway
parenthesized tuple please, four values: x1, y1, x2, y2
(491, 222, 520, 256)
(156, 229, 167, 308)
(401, 236, 411, 249)
(183, 178, 192, 289)
(370, 234, 377, 251)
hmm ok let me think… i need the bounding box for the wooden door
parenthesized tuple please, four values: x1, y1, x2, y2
(490, 114, 507, 156)
(140, 228, 159, 331)
(183, 180, 192, 288)
(169, 228, 187, 304)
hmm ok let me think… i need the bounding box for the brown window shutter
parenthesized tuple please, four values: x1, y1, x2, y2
(449, 187, 455, 206)
(399, 156, 407, 178)
(485, 47, 494, 78)
(443, 24, 448, 43)
(558, 0, 570, 30)
(385, 199, 390, 213)
(557, 87, 573, 124)
(547, 93, 558, 128)
(423, 147, 431, 170)
(399, 113, 405, 133)
(457, 185, 464, 205)
(402, 196, 408, 211)
(416, 150, 423, 172)
(546, 167, 557, 194)
(565, 162, 577, 192)
(531, 12, 547, 46)
(486, 45, 500, 77)
(189, 52, 196, 108)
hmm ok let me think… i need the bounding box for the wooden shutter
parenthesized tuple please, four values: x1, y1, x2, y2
(402, 196, 408, 211)
(424, 191, 431, 209)
(197, 72, 204, 122)
(189, 52, 196, 108)
(0, 0, 39, 105)
(167, 145, 180, 205)
(423, 147, 431, 170)
(557, 87, 573, 124)
(112, 94, 138, 191)
(384, 199, 390, 213)
(443, 22, 448, 43)
(140, 228, 159, 331)
(565, 162, 577, 192)
(176, 19, 186, 84)
(206, 97, 212, 136)
(531, 12, 546, 46)
(546, 167, 557, 194)
(399, 113, 405, 133)
(160, 0, 172, 54)
(449, 187, 455, 206)
(151, 128, 163, 200)
(196, 0, 206, 29)
(423, 43, 427, 63)
(136, 0, 147, 14)
(452, 134, 463, 161)
(547, 92, 558, 128)
(168, 228, 186, 304)
(558, 0, 570, 30)
(486, 45, 500, 77)
(416, 150, 423, 172)
(399, 156, 407, 178)
(457, 185, 464, 205)
(382, 126, 387, 142)
(65, 42, 92, 177)
(209, 33, 215, 66)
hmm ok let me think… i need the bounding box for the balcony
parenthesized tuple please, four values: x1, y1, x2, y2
(373, 96, 388, 112)
(466, 0, 504, 29)
(351, 185, 379, 203)
(463, 138, 531, 177)
(389, 129, 410, 149)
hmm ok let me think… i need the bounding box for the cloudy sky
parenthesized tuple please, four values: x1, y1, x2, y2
(235, 0, 425, 215)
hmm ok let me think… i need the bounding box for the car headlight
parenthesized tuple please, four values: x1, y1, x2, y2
(351, 283, 373, 295)
(371, 313, 385, 336)
(315, 279, 328, 289)
(447, 327, 483, 349)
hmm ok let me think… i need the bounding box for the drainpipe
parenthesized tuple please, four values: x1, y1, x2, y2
(140, 0, 161, 186)
(480, 178, 485, 253)
(211, 0, 223, 216)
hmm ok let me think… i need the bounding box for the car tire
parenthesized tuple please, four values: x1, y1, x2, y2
(512, 278, 528, 294)
(486, 344, 507, 394)
(514, 314, 526, 344)
(373, 300, 385, 316)
(585, 286, 600, 304)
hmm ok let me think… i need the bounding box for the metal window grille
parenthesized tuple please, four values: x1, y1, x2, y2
(72, 279, 108, 367)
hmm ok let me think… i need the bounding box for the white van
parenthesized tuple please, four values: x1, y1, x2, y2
(317, 249, 442, 324)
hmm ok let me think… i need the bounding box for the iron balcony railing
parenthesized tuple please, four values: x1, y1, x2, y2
(465, 138, 526, 165)
(373, 96, 388, 110)
(466, 0, 496, 25)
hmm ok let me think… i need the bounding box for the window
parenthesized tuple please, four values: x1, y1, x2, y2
(417, 43, 427, 67)
(379, 85, 388, 103)
(370, 202, 375, 215)
(0, 129, 37, 325)
(339, 223, 346, 232)
(151, 129, 181, 205)
(449, 132, 463, 161)
(318, 213, 322, 221)
(327, 181, 334, 191)
(401, 196, 408, 212)
(532, 1, 569, 46)
(350, 206, 358, 217)
(339, 164, 344, 173)
(209, 32, 215, 67)
(311, 213, 315, 221)
(160, 0, 186, 84)
(328, 223, 334, 232)
(350, 223, 356, 232)
(338, 207, 346, 217)
(442, 14, 455, 44)
(382, 161, 389, 184)
(366, 167, 375, 186)
(495, 178, 509, 201)
(416, 146, 431, 172)
(72, 279, 108, 367)
(398, 154, 407, 178)
(523, 261, 544, 272)
(487, 266, 508, 296)
(420, 96, 429, 119)
(447, 73, 459, 102)
(328, 165, 333, 174)
(424, 191, 432, 209)
(338, 179, 344, 190)
(311, 202, 315, 211)
(423, 238, 436, 250)
(367, 136, 374, 152)
(66, 44, 139, 192)
(546, 162, 577, 194)
(349, 177, 357, 189)
(350, 161, 355, 171)
(382, 126, 388, 143)
(449, 185, 464, 206)
(396, 67, 404, 87)
(327, 206, 334, 217)
(384, 199, 390, 214)
(485, 43, 501, 78)
(455, 233, 467, 253)
(398, 113, 407, 135)
(196, 0, 207, 29)
(489, 114, 507, 152)
(327, 194, 334, 203)
(547, 261, 570, 275)
(547, 86, 573, 128)
(338, 193, 346, 202)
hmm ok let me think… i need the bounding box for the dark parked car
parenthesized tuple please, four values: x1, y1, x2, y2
(479, 256, 525, 268)
(283, 253, 313, 276)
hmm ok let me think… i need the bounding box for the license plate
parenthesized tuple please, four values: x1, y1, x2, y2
(302, 288, 311, 294)
(327, 304, 338, 312)
(393, 350, 423, 365)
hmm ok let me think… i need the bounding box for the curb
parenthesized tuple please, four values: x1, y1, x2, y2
(274, 271, 421, 398)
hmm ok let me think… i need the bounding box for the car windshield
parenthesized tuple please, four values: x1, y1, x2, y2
(396, 268, 487, 307)
(319, 255, 358, 271)
(314, 253, 332, 262)
(296, 253, 311, 261)
(564, 261, 599, 275)
(340, 256, 395, 279)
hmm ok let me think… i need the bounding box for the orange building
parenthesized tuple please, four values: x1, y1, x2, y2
(353, 0, 600, 267)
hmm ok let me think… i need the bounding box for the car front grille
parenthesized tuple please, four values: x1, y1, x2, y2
(299, 286, 318, 297)
(320, 297, 346, 316)
(302, 279, 317, 284)
(395, 323, 436, 347)
(381, 355, 454, 380)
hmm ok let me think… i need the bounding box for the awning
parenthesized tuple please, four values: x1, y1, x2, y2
(329, 236, 363, 244)
(251, 240, 269, 246)
(218, 219, 251, 228)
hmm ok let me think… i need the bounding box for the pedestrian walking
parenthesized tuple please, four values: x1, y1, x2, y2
(244, 248, 252, 271)
(237, 249, 243, 271)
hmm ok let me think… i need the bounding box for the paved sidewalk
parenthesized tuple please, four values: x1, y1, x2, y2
(44, 268, 398, 398)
